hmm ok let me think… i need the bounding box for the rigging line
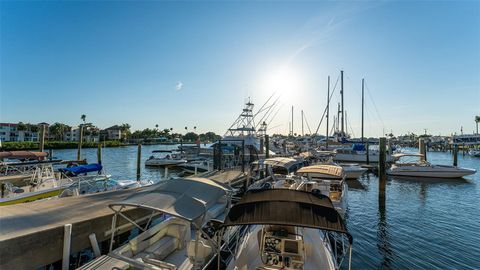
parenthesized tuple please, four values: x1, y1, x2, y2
(303, 111, 313, 135)
(347, 113, 356, 138)
(267, 104, 284, 127)
(364, 81, 385, 129)
(254, 93, 276, 117)
(313, 73, 341, 135)
(256, 96, 281, 128)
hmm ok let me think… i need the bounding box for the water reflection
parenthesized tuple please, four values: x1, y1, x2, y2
(377, 177, 394, 269)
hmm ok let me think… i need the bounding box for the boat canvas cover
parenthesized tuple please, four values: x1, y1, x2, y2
(253, 157, 300, 170)
(0, 151, 47, 160)
(109, 177, 231, 222)
(297, 165, 344, 178)
(222, 189, 352, 243)
(59, 163, 102, 176)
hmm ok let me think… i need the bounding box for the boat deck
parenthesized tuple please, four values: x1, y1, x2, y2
(0, 169, 246, 269)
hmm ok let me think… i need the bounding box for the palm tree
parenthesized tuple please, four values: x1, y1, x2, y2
(155, 124, 159, 130)
(81, 114, 86, 124)
(476, 116, 480, 134)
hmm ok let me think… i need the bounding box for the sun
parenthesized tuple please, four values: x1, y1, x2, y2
(261, 65, 302, 101)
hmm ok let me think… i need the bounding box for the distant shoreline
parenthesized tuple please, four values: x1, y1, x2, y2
(0, 141, 199, 151)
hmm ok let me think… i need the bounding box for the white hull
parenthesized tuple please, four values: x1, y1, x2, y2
(145, 159, 187, 167)
(342, 166, 368, 179)
(387, 165, 476, 178)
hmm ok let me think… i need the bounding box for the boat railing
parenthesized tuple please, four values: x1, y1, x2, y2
(322, 230, 352, 270)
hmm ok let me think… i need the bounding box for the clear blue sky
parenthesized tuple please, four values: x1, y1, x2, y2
(1, 1, 479, 136)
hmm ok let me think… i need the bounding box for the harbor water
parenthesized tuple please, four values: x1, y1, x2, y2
(52, 146, 480, 269)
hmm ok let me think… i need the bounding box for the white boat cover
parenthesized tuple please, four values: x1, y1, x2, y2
(109, 177, 231, 222)
(253, 157, 299, 168)
(392, 153, 424, 158)
(297, 165, 344, 178)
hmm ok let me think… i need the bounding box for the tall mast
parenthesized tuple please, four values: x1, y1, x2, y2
(361, 78, 365, 143)
(326, 76, 330, 148)
(301, 110, 304, 136)
(345, 110, 348, 137)
(291, 106, 294, 136)
(340, 70, 344, 135)
(337, 103, 341, 132)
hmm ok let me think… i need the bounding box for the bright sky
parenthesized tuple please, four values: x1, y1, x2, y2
(1, 1, 479, 137)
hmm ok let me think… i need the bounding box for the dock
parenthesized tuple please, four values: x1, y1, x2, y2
(0, 169, 246, 269)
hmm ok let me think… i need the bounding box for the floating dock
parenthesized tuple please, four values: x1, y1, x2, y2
(0, 169, 246, 269)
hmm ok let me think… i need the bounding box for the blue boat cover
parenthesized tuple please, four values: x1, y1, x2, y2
(352, 144, 366, 151)
(60, 163, 102, 176)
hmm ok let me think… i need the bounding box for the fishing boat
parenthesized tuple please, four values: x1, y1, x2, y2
(216, 189, 353, 270)
(387, 153, 476, 178)
(79, 177, 232, 270)
(145, 150, 187, 167)
(296, 164, 348, 216)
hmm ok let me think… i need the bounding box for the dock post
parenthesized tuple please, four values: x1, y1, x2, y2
(462, 143, 465, 156)
(164, 167, 169, 179)
(136, 143, 141, 181)
(77, 125, 84, 161)
(265, 135, 270, 159)
(62, 224, 72, 270)
(88, 233, 101, 258)
(97, 143, 102, 164)
(39, 124, 46, 152)
(49, 149, 53, 161)
(242, 140, 245, 173)
(378, 137, 387, 182)
(419, 139, 426, 162)
(453, 144, 458, 166)
(259, 137, 264, 155)
(366, 141, 370, 165)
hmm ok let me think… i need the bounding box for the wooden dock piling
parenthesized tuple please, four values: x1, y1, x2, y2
(97, 143, 102, 164)
(136, 143, 141, 180)
(453, 144, 459, 166)
(265, 135, 270, 159)
(39, 124, 46, 152)
(419, 139, 426, 161)
(378, 137, 387, 182)
(77, 125, 84, 161)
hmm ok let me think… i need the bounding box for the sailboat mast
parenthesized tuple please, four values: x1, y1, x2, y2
(301, 110, 304, 136)
(340, 70, 344, 135)
(291, 106, 294, 136)
(361, 78, 365, 143)
(326, 76, 330, 148)
(337, 103, 341, 132)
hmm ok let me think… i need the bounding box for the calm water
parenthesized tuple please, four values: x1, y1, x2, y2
(52, 145, 480, 269)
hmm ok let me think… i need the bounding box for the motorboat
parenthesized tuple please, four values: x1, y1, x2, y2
(79, 177, 233, 270)
(145, 153, 187, 167)
(338, 163, 368, 179)
(215, 189, 353, 270)
(145, 151, 187, 167)
(177, 159, 212, 174)
(296, 164, 348, 216)
(469, 148, 480, 157)
(387, 153, 476, 178)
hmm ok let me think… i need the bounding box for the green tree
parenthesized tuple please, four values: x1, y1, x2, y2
(476, 116, 480, 134)
(49, 122, 69, 140)
(183, 132, 199, 142)
(17, 122, 27, 131)
(81, 114, 86, 124)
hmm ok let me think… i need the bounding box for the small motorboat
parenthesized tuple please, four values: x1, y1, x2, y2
(469, 148, 480, 157)
(145, 151, 187, 167)
(339, 163, 368, 179)
(387, 153, 476, 178)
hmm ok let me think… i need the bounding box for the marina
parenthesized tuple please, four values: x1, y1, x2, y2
(1, 1, 479, 269)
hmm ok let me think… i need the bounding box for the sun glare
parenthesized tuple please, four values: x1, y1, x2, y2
(261, 65, 303, 101)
